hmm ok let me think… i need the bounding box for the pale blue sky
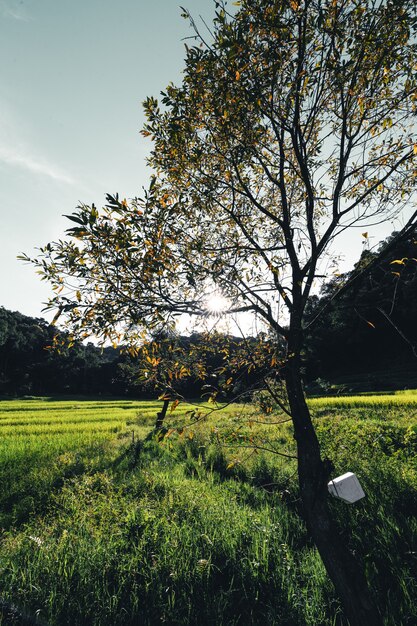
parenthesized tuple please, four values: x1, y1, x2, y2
(0, 0, 215, 318)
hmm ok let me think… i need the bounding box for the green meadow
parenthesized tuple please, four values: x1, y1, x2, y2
(0, 395, 416, 625)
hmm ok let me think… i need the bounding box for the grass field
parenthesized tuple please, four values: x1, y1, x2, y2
(0, 395, 416, 625)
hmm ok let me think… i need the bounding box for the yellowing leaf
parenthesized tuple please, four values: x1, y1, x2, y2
(235, 70, 241, 80)
(413, 144, 417, 155)
(170, 399, 180, 412)
(51, 310, 62, 326)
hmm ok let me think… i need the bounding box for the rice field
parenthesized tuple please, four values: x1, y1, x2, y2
(309, 389, 417, 411)
(0, 399, 151, 488)
(0, 397, 215, 451)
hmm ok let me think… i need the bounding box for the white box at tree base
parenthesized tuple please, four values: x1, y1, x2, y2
(327, 472, 365, 504)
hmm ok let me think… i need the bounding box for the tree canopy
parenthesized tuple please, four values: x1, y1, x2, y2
(24, 0, 417, 347)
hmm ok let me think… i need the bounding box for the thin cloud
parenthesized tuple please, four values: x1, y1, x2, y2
(0, 0, 31, 21)
(0, 146, 74, 184)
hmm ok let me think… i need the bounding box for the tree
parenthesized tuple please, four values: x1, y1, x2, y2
(23, 0, 417, 623)
(304, 231, 417, 386)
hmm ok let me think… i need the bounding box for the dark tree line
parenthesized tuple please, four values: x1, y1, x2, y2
(0, 309, 264, 398)
(0, 307, 121, 396)
(2, 232, 417, 397)
(304, 232, 417, 390)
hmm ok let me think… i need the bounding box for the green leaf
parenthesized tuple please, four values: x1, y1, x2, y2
(64, 214, 86, 226)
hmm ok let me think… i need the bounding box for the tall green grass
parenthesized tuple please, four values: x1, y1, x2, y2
(0, 395, 416, 625)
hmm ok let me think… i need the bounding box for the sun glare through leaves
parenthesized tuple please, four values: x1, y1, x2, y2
(205, 293, 229, 315)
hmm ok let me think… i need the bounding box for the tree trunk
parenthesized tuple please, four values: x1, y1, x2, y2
(155, 398, 170, 431)
(285, 342, 381, 626)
